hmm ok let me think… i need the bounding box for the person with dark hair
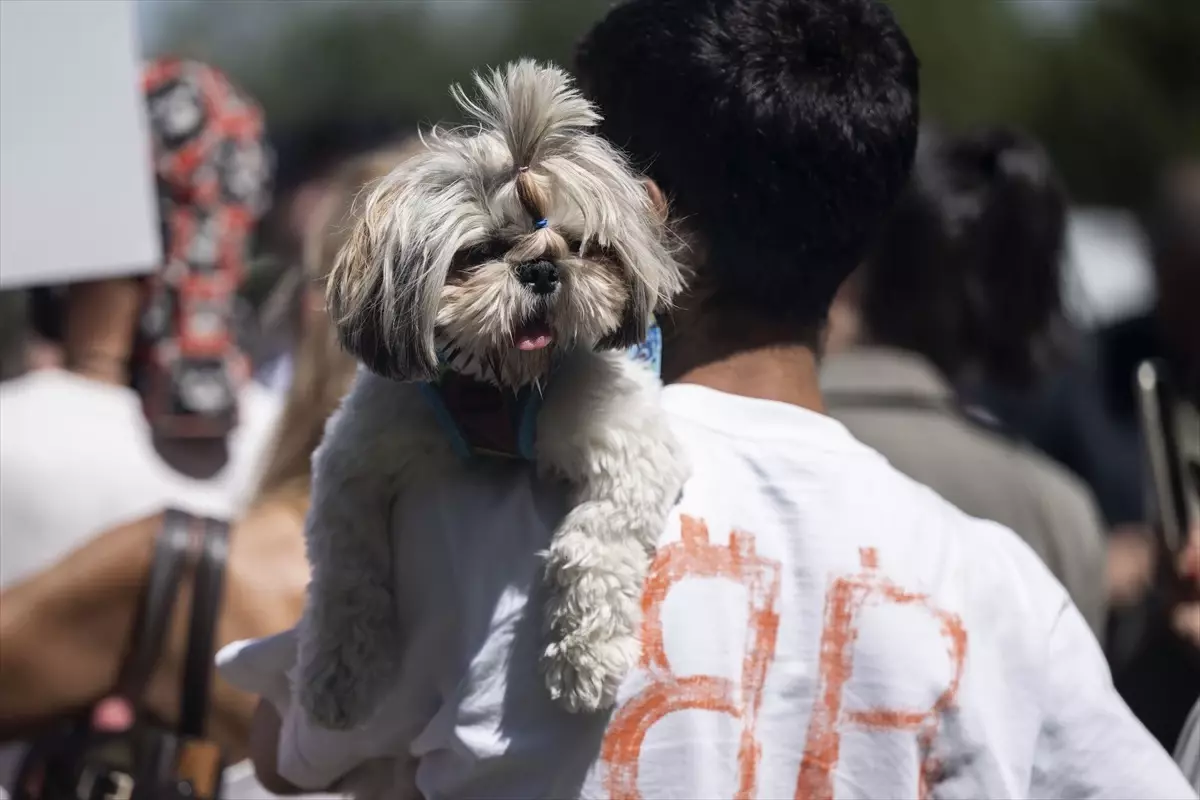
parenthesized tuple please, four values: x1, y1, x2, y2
(0, 290, 32, 382)
(1101, 161, 1200, 752)
(250, 117, 416, 393)
(1121, 161, 1200, 412)
(247, 1, 1191, 797)
(860, 127, 1068, 387)
(821, 127, 1111, 635)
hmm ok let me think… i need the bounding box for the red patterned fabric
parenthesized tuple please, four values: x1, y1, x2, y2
(137, 59, 272, 441)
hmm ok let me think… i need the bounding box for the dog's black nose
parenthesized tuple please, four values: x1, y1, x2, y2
(516, 259, 560, 295)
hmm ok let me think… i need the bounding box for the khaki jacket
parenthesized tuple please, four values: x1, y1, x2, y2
(822, 347, 1109, 639)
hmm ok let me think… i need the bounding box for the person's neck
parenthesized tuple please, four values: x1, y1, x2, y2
(663, 310, 826, 414)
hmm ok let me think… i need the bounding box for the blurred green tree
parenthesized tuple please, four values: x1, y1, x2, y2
(1027, 0, 1200, 208)
(151, 0, 1198, 211)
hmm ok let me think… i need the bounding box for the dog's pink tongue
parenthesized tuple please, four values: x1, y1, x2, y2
(516, 321, 553, 351)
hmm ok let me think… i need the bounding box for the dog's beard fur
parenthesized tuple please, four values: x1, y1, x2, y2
(327, 59, 683, 389)
(435, 244, 631, 387)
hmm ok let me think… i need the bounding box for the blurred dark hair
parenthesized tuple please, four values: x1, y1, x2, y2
(258, 117, 414, 261)
(29, 286, 65, 343)
(1145, 161, 1200, 271)
(861, 126, 1068, 386)
(0, 290, 31, 382)
(576, 0, 919, 342)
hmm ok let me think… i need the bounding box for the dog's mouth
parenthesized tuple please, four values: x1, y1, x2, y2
(514, 316, 554, 351)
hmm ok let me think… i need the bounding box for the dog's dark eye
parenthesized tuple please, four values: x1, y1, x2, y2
(455, 239, 509, 268)
(578, 238, 618, 261)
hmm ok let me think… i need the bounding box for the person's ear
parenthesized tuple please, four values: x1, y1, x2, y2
(824, 269, 865, 356)
(644, 178, 668, 223)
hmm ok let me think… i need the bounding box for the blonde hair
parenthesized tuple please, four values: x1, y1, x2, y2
(254, 140, 426, 513)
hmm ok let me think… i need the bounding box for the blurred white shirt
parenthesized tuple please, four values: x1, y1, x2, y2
(0, 368, 280, 587)
(223, 384, 1194, 799)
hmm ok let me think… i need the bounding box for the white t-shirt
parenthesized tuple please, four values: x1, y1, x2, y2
(0, 369, 281, 588)
(221, 385, 1194, 799)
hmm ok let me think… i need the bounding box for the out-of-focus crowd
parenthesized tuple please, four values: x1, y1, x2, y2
(0, 50, 1196, 799)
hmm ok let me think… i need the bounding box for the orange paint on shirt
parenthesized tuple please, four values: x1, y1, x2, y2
(602, 515, 782, 800)
(795, 547, 967, 800)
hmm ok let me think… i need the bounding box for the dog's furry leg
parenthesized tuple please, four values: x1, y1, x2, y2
(536, 351, 689, 712)
(297, 371, 447, 730)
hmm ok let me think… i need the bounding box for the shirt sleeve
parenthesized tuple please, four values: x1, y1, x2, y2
(273, 677, 362, 789)
(216, 629, 409, 792)
(1030, 597, 1197, 799)
(1176, 699, 1200, 794)
(1037, 471, 1109, 643)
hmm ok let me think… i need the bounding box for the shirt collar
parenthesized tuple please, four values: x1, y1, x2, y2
(820, 346, 955, 404)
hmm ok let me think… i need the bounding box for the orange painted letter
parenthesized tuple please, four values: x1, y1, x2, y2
(795, 548, 967, 800)
(601, 515, 782, 800)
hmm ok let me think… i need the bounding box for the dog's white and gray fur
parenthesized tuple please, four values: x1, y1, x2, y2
(298, 59, 689, 731)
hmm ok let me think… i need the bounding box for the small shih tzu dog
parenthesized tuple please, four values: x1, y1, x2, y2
(299, 59, 689, 729)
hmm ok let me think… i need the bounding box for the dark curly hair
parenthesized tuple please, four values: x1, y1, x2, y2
(861, 126, 1069, 386)
(576, 0, 920, 342)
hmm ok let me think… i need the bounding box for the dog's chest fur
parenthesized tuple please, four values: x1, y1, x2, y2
(300, 347, 690, 729)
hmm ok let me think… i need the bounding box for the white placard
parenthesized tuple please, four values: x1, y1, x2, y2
(0, 0, 161, 289)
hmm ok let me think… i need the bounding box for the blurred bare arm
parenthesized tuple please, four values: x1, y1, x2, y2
(0, 501, 311, 760)
(248, 698, 306, 795)
(0, 514, 158, 736)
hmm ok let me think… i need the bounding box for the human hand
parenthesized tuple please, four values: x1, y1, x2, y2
(1107, 525, 1157, 607)
(1172, 525, 1200, 647)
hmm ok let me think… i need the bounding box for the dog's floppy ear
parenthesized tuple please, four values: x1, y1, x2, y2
(597, 283, 653, 351)
(326, 205, 439, 383)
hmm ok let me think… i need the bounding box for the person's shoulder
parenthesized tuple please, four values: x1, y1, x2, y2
(963, 416, 1103, 531)
(662, 384, 880, 460)
(0, 369, 134, 415)
(0, 370, 143, 468)
(846, 446, 1073, 629)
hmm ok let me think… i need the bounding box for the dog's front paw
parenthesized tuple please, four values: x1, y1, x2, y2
(540, 533, 647, 713)
(300, 650, 371, 731)
(541, 631, 639, 713)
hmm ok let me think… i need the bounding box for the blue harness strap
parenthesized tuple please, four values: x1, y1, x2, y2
(421, 317, 662, 463)
(417, 381, 475, 461)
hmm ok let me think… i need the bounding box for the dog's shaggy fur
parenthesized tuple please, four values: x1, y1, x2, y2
(298, 60, 689, 729)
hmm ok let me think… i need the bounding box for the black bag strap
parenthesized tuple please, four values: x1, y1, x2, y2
(178, 517, 230, 739)
(115, 509, 196, 705)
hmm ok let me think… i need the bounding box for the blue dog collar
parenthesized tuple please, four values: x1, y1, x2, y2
(422, 316, 662, 463)
(625, 316, 663, 377)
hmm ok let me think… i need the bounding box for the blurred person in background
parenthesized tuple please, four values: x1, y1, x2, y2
(964, 162, 1200, 535)
(0, 142, 419, 798)
(0, 60, 281, 590)
(0, 290, 64, 383)
(822, 127, 1112, 636)
(250, 119, 413, 394)
(1105, 161, 1200, 751)
(1100, 161, 1200, 454)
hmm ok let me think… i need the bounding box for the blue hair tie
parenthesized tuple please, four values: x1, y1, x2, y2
(534, 218, 549, 230)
